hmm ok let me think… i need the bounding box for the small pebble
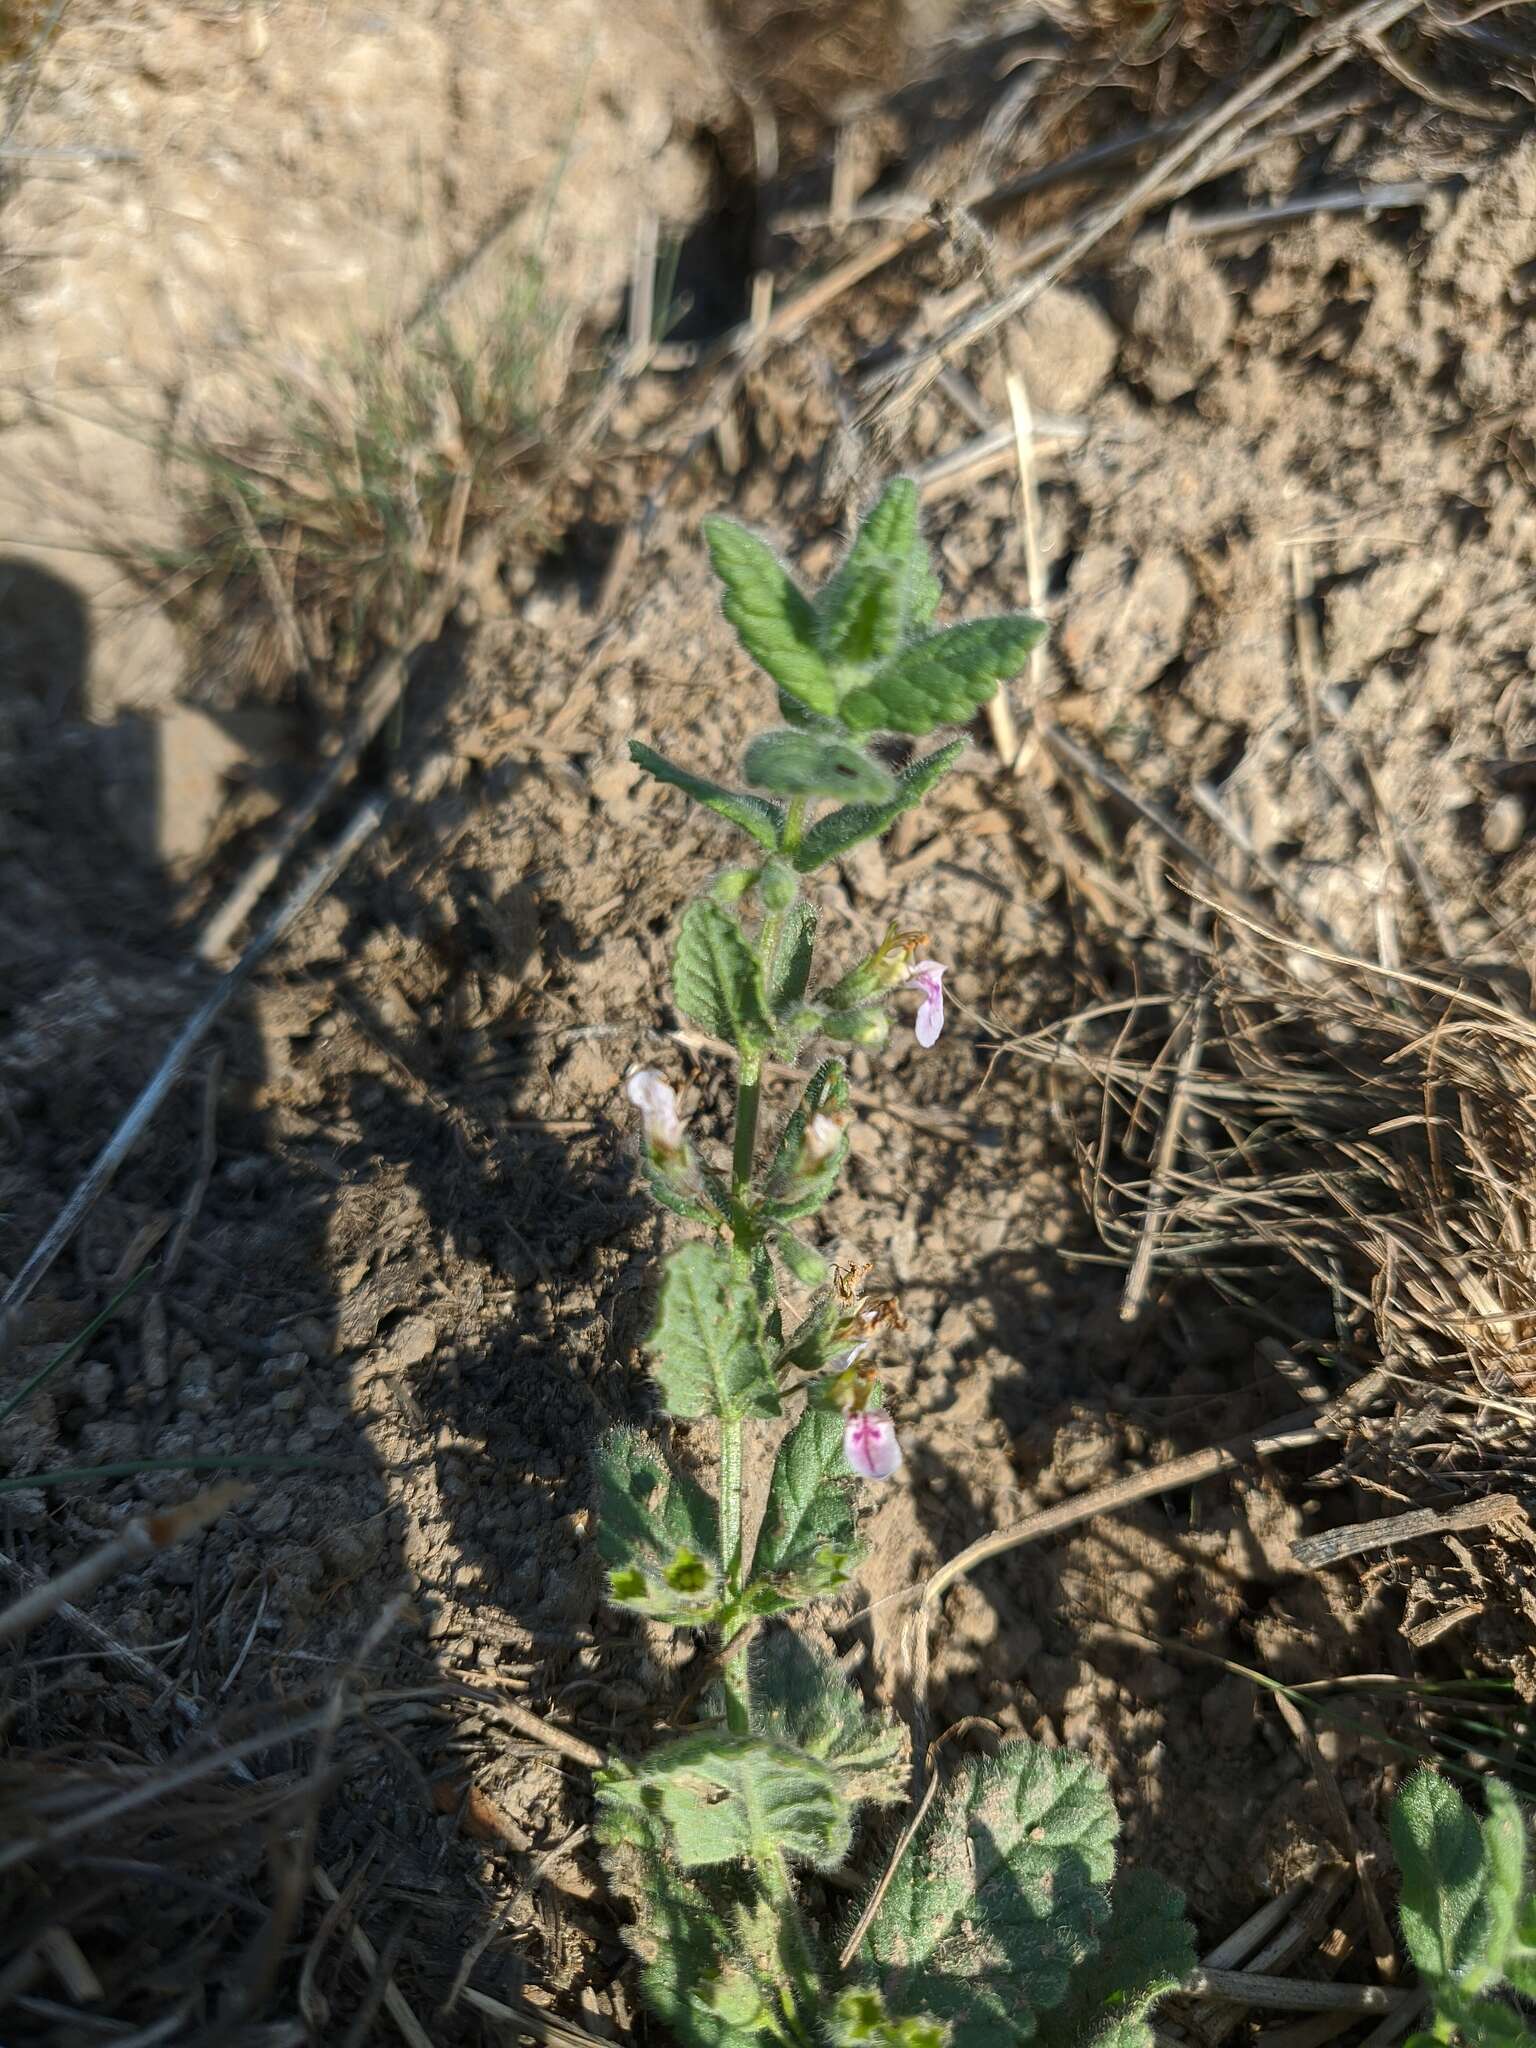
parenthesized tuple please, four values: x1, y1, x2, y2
(1484, 793, 1526, 855)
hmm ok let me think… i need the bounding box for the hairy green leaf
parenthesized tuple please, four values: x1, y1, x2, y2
(595, 1429, 724, 1625)
(744, 730, 897, 804)
(597, 1809, 777, 2048)
(861, 1741, 1120, 2047)
(647, 1243, 780, 1421)
(793, 738, 966, 872)
(1393, 1770, 1510, 1992)
(704, 516, 837, 715)
(816, 477, 927, 669)
(602, 1731, 851, 1871)
(840, 616, 1046, 738)
(630, 742, 785, 853)
(767, 898, 818, 1018)
(749, 1405, 863, 1610)
(752, 1629, 904, 1805)
(673, 899, 775, 1050)
(1031, 1869, 1195, 2048)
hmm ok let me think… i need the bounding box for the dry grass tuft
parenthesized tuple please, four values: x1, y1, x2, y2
(136, 265, 573, 710)
(997, 761, 1536, 1693)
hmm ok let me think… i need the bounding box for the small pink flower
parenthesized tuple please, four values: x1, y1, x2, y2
(906, 959, 947, 1048)
(844, 1409, 902, 1481)
(626, 1068, 685, 1159)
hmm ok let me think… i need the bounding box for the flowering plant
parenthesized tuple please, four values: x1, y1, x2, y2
(591, 481, 1193, 2045)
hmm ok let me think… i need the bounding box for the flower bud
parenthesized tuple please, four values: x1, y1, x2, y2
(801, 1111, 845, 1169)
(822, 927, 929, 1010)
(625, 1068, 686, 1163)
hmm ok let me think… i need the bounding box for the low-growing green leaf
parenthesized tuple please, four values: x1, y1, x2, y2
(752, 1630, 903, 1805)
(1481, 1777, 1529, 1990)
(793, 738, 966, 872)
(673, 899, 774, 1050)
(603, 1731, 851, 1871)
(596, 1807, 776, 2048)
(647, 1243, 780, 1421)
(840, 615, 1046, 737)
(1393, 1769, 1504, 1990)
(630, 742, 785, 853)
(749, 1405, 862, 1610)
(861, 1740, 1120, 2047)
(1031, 1869, 1195, 2048)
(704, 516, 837, 715)
(744, 730, 897, 804)
(595, 1429, 725, 1627)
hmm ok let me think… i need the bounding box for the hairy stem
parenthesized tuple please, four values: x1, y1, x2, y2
(781, 795, 807, 858)
(719, 1416, 749, 1732)
(762, 1851, 819, 2041)
(731, 1053, 762, 1206)
(722, 1052, 764, 1735)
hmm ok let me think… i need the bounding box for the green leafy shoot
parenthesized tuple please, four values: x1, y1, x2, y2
(589, 481, 1208, 2048)
(1392, 1770, 1536, 2043)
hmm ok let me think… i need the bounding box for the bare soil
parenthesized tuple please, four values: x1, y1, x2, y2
(3, 4, 1536, 2040)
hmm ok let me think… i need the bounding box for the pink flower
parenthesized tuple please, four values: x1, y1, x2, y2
(844, 1409, 902, 1482)
(626, 1068, 685, 1159)
(906, 959, 947, 1048)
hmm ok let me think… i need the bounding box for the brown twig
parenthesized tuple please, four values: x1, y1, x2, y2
(1183, 1970, 1407, 2015)
(0, 1481, 245, 1647)
(1292, 1492, 1527, 1568)
(1272, 1693, 1396, 1979)
(310, 1866, 435, 2048)
(479, 1693, 605, 1772)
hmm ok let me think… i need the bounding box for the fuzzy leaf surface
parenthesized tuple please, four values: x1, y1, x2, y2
(793, 738, 965, 872)
(596, 1428, 724, 1625)
(1393, 1770, 1514, 1993)
(748, 1404, 862, 1610)
(767, 898, 818, 1018)
(673, 899, 774, 1050)
(751, 1629, 903, 1805)
(596, 1808, 776, 2048)
(840, 616, 1045, 737)
(704, 516, 837, 715)
(816, 477, 926, 669)
(629, 742, 785, 853)
(745, 730, 897, 804)
(861, 1741, 1119, 2047)
(647, 1243, 780, 1421)
(603, 1731, 850, 1871)
(1031, 1869, 1195, 2048)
